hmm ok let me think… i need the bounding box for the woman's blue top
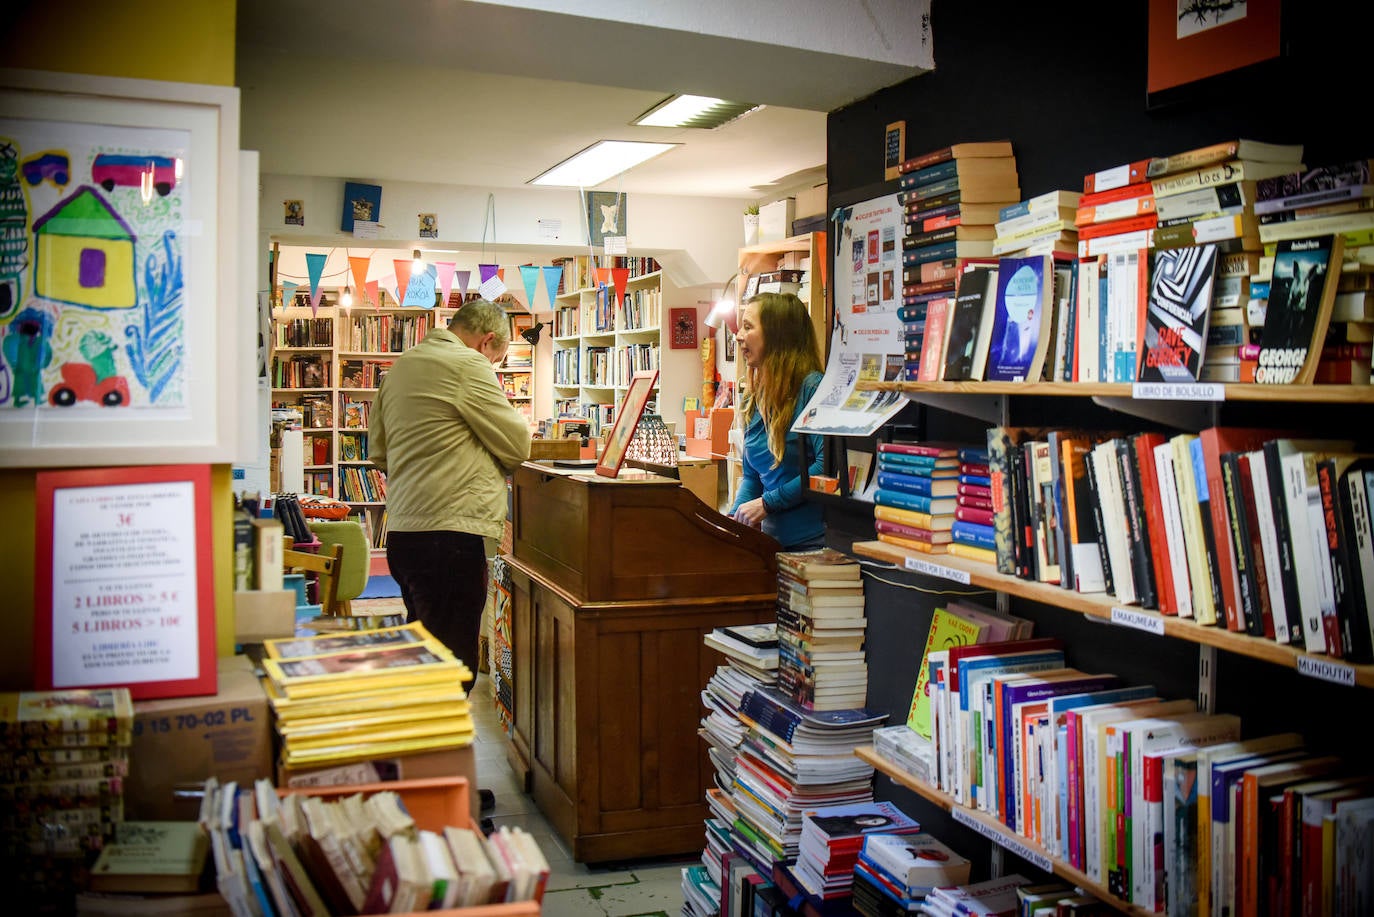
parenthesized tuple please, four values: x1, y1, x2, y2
(728, 371, 825, 549)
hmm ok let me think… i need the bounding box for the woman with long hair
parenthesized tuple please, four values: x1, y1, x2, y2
(728, 292, 826, 549)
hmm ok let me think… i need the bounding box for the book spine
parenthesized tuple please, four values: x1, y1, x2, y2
(1318, 460, 1358, 658)
(1083, 450, 1115, 597)
(1145, 141, 1240, 179)
(1117, 439, 1157, 610)
(1221, 454, 1258, 633)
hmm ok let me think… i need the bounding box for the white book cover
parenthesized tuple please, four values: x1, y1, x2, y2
(1153, 442, 1194, 618)
(1281, 451, 1332, 652)
(1092, 440, 1136, 604)
(1076, 259, 1101, 383)
(1172, 434, 1217, 624)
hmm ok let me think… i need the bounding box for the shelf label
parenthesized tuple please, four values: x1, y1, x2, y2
(1111, 606, 1165, 635)
(949, 806, 1054, 871)
(903, 557, 971, 584)
(1297, 655, 1356, 687)
(1131, 382, 1225, 401)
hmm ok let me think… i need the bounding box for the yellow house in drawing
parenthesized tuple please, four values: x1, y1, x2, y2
(31, 185, 137, 309)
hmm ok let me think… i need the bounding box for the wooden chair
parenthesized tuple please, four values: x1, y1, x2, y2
(306, 520, 370, 615)
(282, 539, 343, 617)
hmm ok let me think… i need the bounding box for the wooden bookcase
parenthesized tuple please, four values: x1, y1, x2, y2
(736, 232, 829, 361)
(270, 292, 533, 552)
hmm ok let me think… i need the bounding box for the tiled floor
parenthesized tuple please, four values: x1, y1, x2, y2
(468, 677, 697, 917)
(352, 595, 695, 917)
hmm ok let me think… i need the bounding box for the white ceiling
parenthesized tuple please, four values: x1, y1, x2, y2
(235, 0, 931, 199)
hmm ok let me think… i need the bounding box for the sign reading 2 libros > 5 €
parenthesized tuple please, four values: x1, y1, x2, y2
(35, 465, 217, 700)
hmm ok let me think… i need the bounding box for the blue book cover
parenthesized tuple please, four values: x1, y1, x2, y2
(985, 254, 1051, 382)
(910, 159, 961, 187)
(960, 447, 991, 465)
(874, 485, 956, 514)
(951, 519, 995, 548)
(959, 473, 992, 487)
(957, 651, 1066, 809)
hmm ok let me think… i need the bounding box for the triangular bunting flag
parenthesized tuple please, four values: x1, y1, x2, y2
(541, 265, 563, 309)
(519, 265, 540, 311)
(435, 261, 457, 308)
(611, 267, 630, 305)
(393, 259, 413, 309)
(305, 252, 327, 315)
(281, 280, 299, 310)
(454, 270, 471, 305)
(478, 263, 499, 284)
(594, 267, 612, 290)
(816, 229, 828, 292)
(365, 279, 379, 309)
(348, 256, 370, 303)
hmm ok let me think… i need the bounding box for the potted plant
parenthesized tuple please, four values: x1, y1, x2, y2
(743, 204, 760, 245)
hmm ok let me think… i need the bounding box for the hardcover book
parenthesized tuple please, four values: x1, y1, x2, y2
(944, 263, 998, 381)
(1256, 235, 1344, 384)
(985, 254, 1053, 382)
(1138, 243, 1219, 383)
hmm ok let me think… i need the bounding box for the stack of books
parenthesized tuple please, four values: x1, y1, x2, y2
(920, 874, 1032, 917)
(852, 833, 970, 917)
(700, 623, 781, 915)
(948, 447, 994, 564)
(2, 687, 134, 906)
(776, 549, 867, 711)
(897, 141, 1019, 380)
(872, 441, 964, 554)
(261, 622, 475, 770)
(994, 189, 1081, 259)
(790, 800, 920, 904)
(727, 687, 886, 876)
(1255, 159, 1374, 384)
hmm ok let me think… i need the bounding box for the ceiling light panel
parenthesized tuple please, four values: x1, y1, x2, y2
(529, 140, 679, 187)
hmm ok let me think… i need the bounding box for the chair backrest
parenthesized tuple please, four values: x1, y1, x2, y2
(282, 541, 343, 616)
(307, 520, 370, 604)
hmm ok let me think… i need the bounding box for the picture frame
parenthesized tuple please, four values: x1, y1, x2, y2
(1146, 0, 1282, 109)
(34, 464, 217, 700)
(0, 68, 242, 467)
(596, 369, 659, 478)
(884, 120, 906, 180)
(585, 190, 626, 248)
(669, 306, 698, 349)
(340, 181, 382, 232)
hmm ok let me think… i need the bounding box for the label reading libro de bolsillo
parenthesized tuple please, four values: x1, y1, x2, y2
(1131, 382, 1225, 401)
(904, 556, 972, 585)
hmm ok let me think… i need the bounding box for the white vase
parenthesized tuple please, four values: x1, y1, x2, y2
(743, 213, 760, 246)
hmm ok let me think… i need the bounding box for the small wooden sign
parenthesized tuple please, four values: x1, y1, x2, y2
(884, 120, 906, 181)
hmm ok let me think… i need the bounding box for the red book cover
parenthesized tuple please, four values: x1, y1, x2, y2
(878, 441, 961, 457)
(1083, 158, 1152, 194)
(1076, 211, 1159, 241)
(959, 482, 993, 500)
(1078, 180, 1157, 209)
(958, 494, 994, 511)
(955, 505, 995, 526)
(312, 437, 329, 466)
(960, 462, 990, 477)
(1133, 432, 1176, 615)
(901, 278, 956, 297)
(1199, 427, 1289, 632)
(946, 638, 1064, 692)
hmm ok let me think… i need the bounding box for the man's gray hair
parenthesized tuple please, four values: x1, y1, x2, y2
(449, 298, 510, 346)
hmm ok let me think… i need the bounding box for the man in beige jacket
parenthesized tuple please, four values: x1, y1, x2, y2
(371, 299, 531, 684)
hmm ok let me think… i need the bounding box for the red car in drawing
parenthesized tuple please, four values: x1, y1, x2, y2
(91, 154, 178, 196)
(48, 363, 131, 407)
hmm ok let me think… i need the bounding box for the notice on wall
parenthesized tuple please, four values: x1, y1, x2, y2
(792, 193, 909, 436)
(47, 480, 202, 689)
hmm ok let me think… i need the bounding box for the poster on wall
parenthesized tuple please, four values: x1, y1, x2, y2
(793, 193, 908, 436)
(33, 464, 217, 700)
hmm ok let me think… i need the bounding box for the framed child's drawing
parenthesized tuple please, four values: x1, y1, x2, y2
(0, 68, 242, 466)
(596, 369, 659, 478)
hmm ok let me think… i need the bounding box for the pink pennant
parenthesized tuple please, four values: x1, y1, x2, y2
(454, 270, 471, 304)
(365, 280, 379, 309)
(434, 261, 457, 308)
(393, 260, 413, 309)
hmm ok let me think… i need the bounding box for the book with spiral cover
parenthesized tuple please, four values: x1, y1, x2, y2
(1138, 244, 1219, 384)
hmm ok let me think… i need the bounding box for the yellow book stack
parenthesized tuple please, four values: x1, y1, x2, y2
(262, 622, 474, 768)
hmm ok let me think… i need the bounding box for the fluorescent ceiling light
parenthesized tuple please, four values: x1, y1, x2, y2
(634, 94, 759, 129)
(529, 140, 678, 187)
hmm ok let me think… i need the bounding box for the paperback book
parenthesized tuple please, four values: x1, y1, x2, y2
(984, 254, 1053, 382)
(1256, 235, 1344, 384)
(1138, 244, 1220, 384)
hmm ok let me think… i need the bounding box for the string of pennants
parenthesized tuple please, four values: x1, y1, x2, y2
(288, 258, 635, 318)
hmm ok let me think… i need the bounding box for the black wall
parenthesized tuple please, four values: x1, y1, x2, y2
(824, 0, 1374, 882)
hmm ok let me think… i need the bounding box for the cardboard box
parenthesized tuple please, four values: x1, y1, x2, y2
(759, 197, 796, 243)
(126, 654, 273, 820)
(234, 589, 296, 643)
(795, 182, 827, 219)
(276, 743, 479, 820)
(684, 408, 733, 458)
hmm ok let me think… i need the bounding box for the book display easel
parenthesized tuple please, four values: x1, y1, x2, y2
(270, 289, 533, 552)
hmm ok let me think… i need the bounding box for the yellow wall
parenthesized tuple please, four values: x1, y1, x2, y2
(0, 2, 239, 690)
(3, 1, 237, 88)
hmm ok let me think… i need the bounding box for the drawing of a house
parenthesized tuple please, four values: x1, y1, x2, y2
(31, 185, 137, 309)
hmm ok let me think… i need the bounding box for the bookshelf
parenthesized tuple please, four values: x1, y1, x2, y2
(549, 255, 700, 436)
(270, 292, 532, 552)
(736, 232, 829, 361)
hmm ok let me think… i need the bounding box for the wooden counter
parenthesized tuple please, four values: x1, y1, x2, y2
(503, 461, 778, 862)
